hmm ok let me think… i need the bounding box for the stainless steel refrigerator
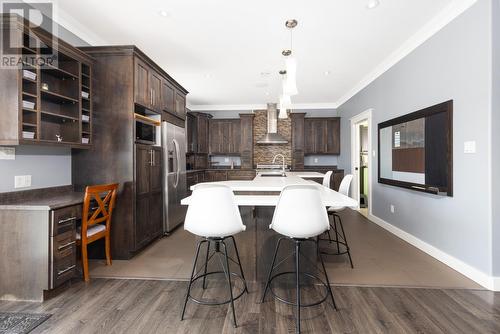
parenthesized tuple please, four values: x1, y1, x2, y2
(161, 121, 187, 234)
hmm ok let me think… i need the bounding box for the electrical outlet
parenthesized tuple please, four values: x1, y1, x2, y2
(314, 158, 319, 163)
(224, 157, 229, 163)
(14, 175, 31, 188)
(390, 205, 395, 213)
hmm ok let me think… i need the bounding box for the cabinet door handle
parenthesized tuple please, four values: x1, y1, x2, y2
(58, 217, 76, 225)
(152, 150, 155, 166)
(57, 264, 76, 276)
(149, 150, 154, 166)
(58, 240, 76, 250)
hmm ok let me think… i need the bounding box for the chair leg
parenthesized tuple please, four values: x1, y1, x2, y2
(261, 237, 284, 303)
(317, 241, 337, 310)
(295, 241, 301, 334)
(81, 243, 89, 282)
(229, 236, 248, 293)
(181, 240, 205, 321)
(221, 240, 238, 328)
(105, 233, 112, 266)
(332, 216, 340, 254)
(336, 214, 354, 269)
(202, 241, 211, 289)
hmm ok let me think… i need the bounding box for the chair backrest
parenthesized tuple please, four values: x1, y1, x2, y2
(322, 171, 333, 188)
(82, 183, 119, 241)
(339, 174, 354, 196)
(270, 185, 329, 239)
(184, 183, 245, 238)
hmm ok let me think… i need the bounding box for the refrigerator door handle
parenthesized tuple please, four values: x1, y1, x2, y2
(172, 138, 180, 188)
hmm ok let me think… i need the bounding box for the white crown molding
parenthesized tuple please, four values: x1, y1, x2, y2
(335, 0, 479, 108)
(51, 6, 109, 45)
(367, 213, 498, 291)
(188, 102, 339, 111)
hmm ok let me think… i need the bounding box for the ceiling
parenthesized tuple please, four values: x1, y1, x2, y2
(52, 0, 476, 110)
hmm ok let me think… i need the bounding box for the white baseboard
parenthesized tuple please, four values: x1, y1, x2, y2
(367, 213, 499, 291)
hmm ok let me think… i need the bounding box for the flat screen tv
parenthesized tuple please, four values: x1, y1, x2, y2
(378, 100, 453, 196)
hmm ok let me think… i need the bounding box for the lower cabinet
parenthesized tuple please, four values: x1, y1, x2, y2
(187, 170, 257, 193)
(135, 144, 163, 251)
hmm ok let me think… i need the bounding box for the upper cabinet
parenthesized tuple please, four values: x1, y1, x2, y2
(304, 117, 340, 154)
(0, 14, 94, 148)
(133, 51, 187, 120)
(209, 119, 241, 155)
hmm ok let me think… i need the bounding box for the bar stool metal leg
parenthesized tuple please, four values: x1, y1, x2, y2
(317, 243, 337, 310)
(261, 237, 285, 303)
(181, 239, 206, 320)
(229, 236, 248, 293)
(202, 241, 211, 289)
(295, 240, 301, 334)
(335, 214, 354, 269)
(221, 240, 238, 328)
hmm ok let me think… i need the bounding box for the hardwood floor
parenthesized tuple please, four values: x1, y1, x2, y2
(0, 278, 498, 333)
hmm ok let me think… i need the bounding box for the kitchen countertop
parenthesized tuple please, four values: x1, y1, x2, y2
(0, 186, 84, 210)
(181, 172, 357, 208)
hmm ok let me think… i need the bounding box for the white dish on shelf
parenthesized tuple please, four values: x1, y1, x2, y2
(22, 70, 36, 80)
(82, 138, 89, 144)
(22, 131, 35, 139)
(22, 100, 35, 110)
(82, 115, 90, 122)
(81, 91, 89, 99)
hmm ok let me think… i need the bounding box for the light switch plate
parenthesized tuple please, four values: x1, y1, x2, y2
(314, 158, 319, 163)
(464, 141, 476, 154)
(0, 147, 15, 160)
(390, 205, 395, 213)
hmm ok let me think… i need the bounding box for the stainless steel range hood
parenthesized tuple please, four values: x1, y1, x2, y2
(256, 103, 288, 144)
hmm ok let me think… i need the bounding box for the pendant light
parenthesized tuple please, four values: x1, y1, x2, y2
(283, 19, 298, 96)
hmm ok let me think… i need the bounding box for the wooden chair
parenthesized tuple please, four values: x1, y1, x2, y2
(77, 183, 118, 282)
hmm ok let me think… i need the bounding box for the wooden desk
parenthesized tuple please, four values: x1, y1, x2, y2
(0, 186, 84, 302)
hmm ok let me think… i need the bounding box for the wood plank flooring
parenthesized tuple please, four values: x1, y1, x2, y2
(0, 278, 498, 333)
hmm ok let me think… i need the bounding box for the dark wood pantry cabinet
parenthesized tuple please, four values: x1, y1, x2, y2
(0, 14, 93, 148)
(209, 119, 241, 154)
(72, 46, 188, 259)
(304, 117, 340, 154)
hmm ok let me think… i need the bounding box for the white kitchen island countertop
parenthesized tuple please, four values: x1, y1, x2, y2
(181, 172, 357, 208)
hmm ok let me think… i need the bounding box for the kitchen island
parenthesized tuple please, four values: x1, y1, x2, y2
(181, 172, 357, 282)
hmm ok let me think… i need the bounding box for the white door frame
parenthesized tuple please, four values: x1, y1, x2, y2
(350, 109, 373, 216)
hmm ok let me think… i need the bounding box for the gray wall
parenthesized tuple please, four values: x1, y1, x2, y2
(0, 146, 72, 192)
(0, 12, 90, 194)
(492, 0, 500, 276)
(337, 0, 494, 275)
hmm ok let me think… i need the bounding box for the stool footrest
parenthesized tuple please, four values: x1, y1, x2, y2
(268, 271, 330, 308)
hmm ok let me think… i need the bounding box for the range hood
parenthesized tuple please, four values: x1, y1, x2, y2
(256, 103, 288, 144)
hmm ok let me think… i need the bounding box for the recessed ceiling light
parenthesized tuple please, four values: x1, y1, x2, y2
(367, 0, 380, 9)
(324, 71, 331, 76)
(265, 92, 270, 96)
(205, 74, 211, 78)
(159, 10, 170, 17)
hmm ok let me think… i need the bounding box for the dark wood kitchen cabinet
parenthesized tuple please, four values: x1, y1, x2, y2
(290, 113, 306, 170)
(304, 117, 340, 154)
(135, 145, 163, 249)
(239, 114, 254, 169)
(209, 119, 241, 155)
(73, 46, 188, 259)
(175, 91, 187, 119)
(161, 78, 175, 114)
(186, 112, 211, 170)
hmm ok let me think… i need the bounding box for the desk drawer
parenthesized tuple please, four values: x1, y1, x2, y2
(52, 253, 76, 288)
(50, 230, 77, 288)
(51, 205, 80, 236)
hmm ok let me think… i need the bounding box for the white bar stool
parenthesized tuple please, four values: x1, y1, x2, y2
(181, 183, 248, 328)
(261, 185, 337, 334)
(320, 173, 355, 268)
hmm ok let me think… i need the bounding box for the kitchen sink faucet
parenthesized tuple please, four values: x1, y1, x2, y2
(272, 154, 286, 176)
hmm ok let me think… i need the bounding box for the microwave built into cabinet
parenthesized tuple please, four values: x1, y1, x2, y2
(135, 113, 161, 146)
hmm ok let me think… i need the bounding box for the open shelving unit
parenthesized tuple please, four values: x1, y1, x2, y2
(0, 14, 94, 148)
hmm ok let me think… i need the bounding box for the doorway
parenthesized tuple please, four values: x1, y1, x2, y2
(350, 109, 373, 217)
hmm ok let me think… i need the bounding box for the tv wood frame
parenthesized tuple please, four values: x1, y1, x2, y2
(377, 100, 453, 197)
